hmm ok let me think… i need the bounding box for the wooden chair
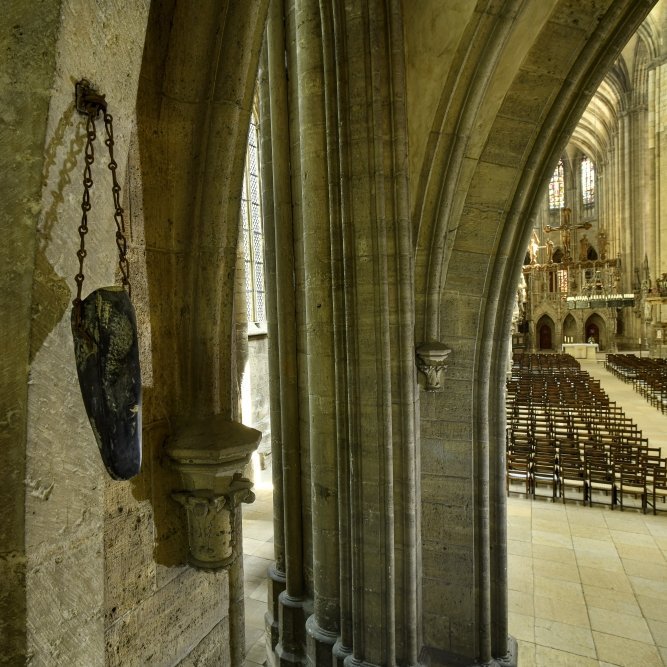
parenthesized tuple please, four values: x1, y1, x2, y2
(586, 454, 617, 509)
(559, 451, 587, 504)
(649, 465, 667, 515)
(506, 451, 531, 496)
(617, 463, 647, 513)
(532, 451, 558, 501)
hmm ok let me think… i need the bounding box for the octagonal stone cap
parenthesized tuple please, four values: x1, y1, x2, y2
(416, 341, 451, 364)
(166, 414, 262, 468)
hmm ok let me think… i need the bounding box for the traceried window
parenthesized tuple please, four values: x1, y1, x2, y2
(241, 113, 265, 324)
(581, 155, 595, 206)
(548, 159, 565, 210)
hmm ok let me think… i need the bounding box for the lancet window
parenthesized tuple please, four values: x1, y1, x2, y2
(581, 155, 595, 206)
(241, 112, 266, 324)
(548, 159, 565, 209)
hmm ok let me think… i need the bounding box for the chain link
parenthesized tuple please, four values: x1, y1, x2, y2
(103, 111, 131, 298)
(73, 94, 131, 320)
(73, 112, 97, 314)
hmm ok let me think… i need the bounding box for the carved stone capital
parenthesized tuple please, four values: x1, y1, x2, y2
(166, 416, 261, 569)
(416, 341, 451, 392)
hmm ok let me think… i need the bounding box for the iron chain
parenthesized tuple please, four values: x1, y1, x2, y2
(73, 97, 131, 317)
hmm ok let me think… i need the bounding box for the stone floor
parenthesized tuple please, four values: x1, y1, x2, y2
(508, 354, 667, 666)
(243, 353, 667, 666)
(242, 466, 274, 667)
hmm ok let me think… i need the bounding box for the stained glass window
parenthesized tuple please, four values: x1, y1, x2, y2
(548, 159, 564, 210)
(581, 155, 595, 206)
(241, 113, 266, 323)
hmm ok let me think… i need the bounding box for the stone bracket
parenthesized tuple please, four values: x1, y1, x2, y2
(166, 415, 261, 570)
(416, 341, 451, 392)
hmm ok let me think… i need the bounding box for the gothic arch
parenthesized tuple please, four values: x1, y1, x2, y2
(585, 312, 608, 349)
(563, 312, 577, 341)
(412, 1, 657, 660)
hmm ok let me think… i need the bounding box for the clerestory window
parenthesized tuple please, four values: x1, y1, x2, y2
(548, 159, 565, 210)
(241, 112, 266, 325)
(581, 155, 595, 206)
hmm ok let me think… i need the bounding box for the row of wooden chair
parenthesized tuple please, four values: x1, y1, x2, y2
(506, 353, 667, 513)
(506, 439, 667, 513)
(605, 354, 667, 414)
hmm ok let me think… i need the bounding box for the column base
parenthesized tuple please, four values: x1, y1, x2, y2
(266, 565, 287, 654)
(333, 639, 352, 667)
(306, 615, 337, 664)
(419, 635, 518, 667)
(274, 592, 307, 665)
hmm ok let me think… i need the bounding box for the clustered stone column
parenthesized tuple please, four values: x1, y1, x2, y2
(261, 1, 421, 664)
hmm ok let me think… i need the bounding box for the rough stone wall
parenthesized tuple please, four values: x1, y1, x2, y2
(0, 2, 64, 663)
(2, 1, 240, 665)
(17, 2, 151, 665)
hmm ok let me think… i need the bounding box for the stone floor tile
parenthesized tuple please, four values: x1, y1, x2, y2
(511, 527, 534, 543)
(531, 529, 573, 549)
(647, 617, 667, 649)
(533, 594, 589, 627)
(568, 524, 614, 540)
(509, 553, 533, 571)
(243, 537, 268, 556)
(614, 541, 665, 563)
(582, 584, 642, 616)
(565, 508, 608, 526)
(249, 578, 268, 603)
(245, 625, 264, 649)
(254, 541, 276, 560)
(507, 501, 532, 517)
(508, 569, 534, 595)
(534, 645, 599, 666)
(621, 557, 667, 580)
(531, 543, 575, 565)
(246, 639, 268, 664)
(533, 557, 580, 583)
(509, 589, 534, 616)
(646, 519, 667, 537)
(245, 598, 269, 631)
(533, 574, 584, 603)
(572, 535, 620, 556)
(592, 631, 663, 667)
(575, 551, 624, 573)
(515, 640, 536, 667)
(508, 611, 535, 643)
(636, 594, 667, 621)
(508, 538, 533, 557)
(610, 528, 659, 548)
(577, 566, 634, 593)
(587, 606, 653, 643)
(630, 575, 667, 601)
(603, 513, 651, 535)
(534, 618, 596, 658)
(243, 518, 275, 540)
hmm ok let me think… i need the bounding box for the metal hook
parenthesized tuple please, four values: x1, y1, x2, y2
(75, 79, 107, 117)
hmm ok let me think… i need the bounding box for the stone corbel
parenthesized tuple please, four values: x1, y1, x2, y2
(416, 341, 451, 392)
(166, 416, 261, 570)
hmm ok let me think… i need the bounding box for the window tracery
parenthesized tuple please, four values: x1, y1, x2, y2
(241, 113, 265, 324)
(581, 155, 595, 206)
(549, 159, 565, 209)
